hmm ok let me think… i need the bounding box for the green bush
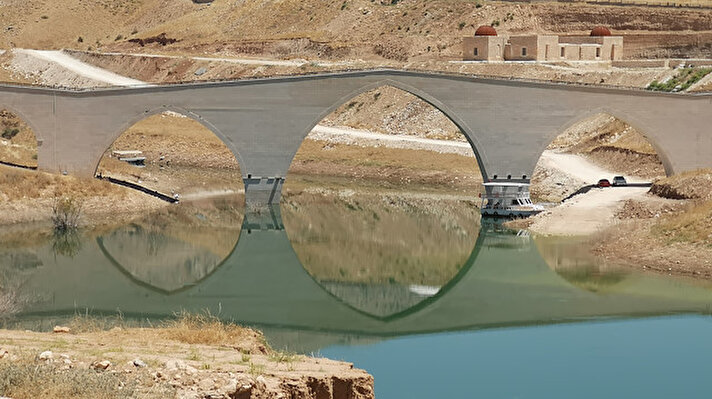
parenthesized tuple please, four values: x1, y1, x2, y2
(647, 67, 712, 92)
(1, 128, 19, 140)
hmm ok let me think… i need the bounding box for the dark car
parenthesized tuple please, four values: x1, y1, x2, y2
(612, 176, 627, 186)
(597, 179, 611, 188)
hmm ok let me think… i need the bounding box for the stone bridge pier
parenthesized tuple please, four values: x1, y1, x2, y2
(1, 70, 710, 205)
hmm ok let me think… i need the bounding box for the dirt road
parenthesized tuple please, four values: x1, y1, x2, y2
(527, 186, 649, 236)
(538, 150, 648, 185)
(14, 49, 148, 87)
(91, 50, 348, 67)
(525, 150, 653, 236)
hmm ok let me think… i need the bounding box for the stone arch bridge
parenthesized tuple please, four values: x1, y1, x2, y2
(1, 70, 710, 204)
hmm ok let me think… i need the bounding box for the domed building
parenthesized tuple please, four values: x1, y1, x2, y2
(462, 25, 507, 61)
(590, 26, 612, 37)
(475, 25, 498, 36)
(463, 26, 622, 62)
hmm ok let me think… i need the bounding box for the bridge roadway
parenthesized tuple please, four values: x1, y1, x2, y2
(1, 70, 711, 204)
(14, 209, 712, 351)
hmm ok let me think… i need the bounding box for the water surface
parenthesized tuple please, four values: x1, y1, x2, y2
(1, 191, 711, 398)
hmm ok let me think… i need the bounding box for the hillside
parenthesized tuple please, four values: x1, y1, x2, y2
(1, 0, 710, 61)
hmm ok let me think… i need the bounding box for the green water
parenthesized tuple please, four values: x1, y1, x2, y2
(1, 193, 712, 398)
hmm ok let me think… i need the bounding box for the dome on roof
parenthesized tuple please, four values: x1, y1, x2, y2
(590, 26, 612, 37)
(475, 25, 497, 36)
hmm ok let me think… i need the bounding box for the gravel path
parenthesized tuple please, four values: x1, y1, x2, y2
(527, 187, 649, 236)
(310, 125, 475, 156)
(90, 50, 349, 67)
(14, 49, 148, 87)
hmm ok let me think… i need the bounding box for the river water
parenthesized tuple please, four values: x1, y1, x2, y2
(1, 191, 712, 398)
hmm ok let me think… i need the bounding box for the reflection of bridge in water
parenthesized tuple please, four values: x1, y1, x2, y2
(15, 208, 712, 350)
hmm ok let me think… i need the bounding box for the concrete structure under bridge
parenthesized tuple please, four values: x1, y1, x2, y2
(0, 69, 711, 204)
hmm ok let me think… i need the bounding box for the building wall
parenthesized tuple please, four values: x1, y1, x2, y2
(559, 44, 580, 61)
(507, 36, 539, 61)
(558, 36, 604, 45)
(463, 36, 506, 61)
(579, 44, 600, 61)
(602, 36, 624, 61)
(537, 36, 560, 61)
(463, 34, 623, 61)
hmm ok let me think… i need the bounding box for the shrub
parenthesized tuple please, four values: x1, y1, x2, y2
(51, 196, 83, 232)
(1, 128, 19, 140)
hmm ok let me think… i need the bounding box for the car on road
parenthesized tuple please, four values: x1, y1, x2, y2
(597, 179, 611, 188)
(612, 176, 627, 186)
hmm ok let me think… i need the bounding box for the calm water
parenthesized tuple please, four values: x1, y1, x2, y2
(2, 192, 712, 398)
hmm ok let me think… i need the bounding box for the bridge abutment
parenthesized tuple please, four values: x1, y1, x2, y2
(244, 176, 284, 205)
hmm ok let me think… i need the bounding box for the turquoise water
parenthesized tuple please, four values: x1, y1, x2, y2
(322, 315, 712, 399)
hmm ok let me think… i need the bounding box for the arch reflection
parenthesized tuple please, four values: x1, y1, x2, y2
(282, 191, 482, 318)
(97, 194, 243, 294)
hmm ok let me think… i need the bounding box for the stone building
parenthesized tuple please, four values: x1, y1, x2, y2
(462, 26, 623, 62)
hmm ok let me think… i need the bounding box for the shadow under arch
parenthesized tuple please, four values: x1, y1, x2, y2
(284, 78, 491, 182)
(0, 103, 44, 144)
(0, 104, 42, 168)
(90, 105, 248, 178)
(545, 106, 674, 177)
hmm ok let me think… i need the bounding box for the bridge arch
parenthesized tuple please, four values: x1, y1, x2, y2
(289, 78, 490, 182)
(91, 105, 248, 178)
(546, 106, 673, 177)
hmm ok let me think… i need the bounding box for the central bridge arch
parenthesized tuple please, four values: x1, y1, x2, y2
(290, 78, 491, 182)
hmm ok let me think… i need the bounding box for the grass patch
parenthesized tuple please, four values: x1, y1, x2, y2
(248, 362, 265, 376)
(0, 358, 135, 399)
(647, 67, 712, 92)
(268, 351, 298, 364)
(653, 200, 712, 246)
(161, 311, 264, 350)
(67, 312, 127, 333)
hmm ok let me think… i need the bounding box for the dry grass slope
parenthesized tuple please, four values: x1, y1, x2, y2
(1, 0, 710, 61)
(0, 359, 141, 399)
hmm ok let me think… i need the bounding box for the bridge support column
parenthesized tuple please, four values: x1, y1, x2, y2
(243, 176, 284, 206)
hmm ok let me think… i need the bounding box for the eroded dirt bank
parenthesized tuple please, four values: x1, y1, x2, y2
(518, 169, 712, 281)
(0, 316, 373, 399)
